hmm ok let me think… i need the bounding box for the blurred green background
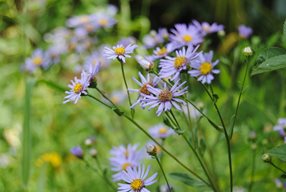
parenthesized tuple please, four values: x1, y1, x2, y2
(0, 0, 286, 191)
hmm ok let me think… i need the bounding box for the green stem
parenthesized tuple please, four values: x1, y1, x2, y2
(169, 111, 219, 192)
(155, 156, 172, 192)
(207, 85, 233, 192)
(87, 94, 210, 186)
(269, 162, 286, 175)
(119, 60, 134, 118)
(229, 61, 249, 138)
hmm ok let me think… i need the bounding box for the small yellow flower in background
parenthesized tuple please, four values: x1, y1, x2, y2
(35, 152, 62, 169)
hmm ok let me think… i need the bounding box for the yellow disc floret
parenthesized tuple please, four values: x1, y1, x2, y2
(200, 62, 212, 75)
(131, 179, 144, 191)
(32, 56, 43, 65)
(156, 47, 167, 56)
(98, 18, 108, 26)
(182, 34, 192, 42)
(174, 56, 187, 69)
(122, 162, 131, 170)
(140, 83, 152, 95)
(159, 90, 173, 102)
(114, 47, 126, 55)
(73, 83, 83, 94)
(159, 127, 167, 134)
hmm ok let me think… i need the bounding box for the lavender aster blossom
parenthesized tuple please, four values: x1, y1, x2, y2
(273, 118, 286, 141)
(135, 55, 154, 70)
(110, 157, 139, 181)
(152, 44, 174, 60)
(148, 124, 175, 139)
(143, 28, 169, 48)
(189, 51, 220, 84)
(159, 45, 199, 80)
(23, 49, 50, 72)
(170, 24, 203, 49)
(91, 12, 116, 29)
(118, 165, 157, 192)
(63, 71, 90, 104)
(70, 146, 83, 159)
(129, 72, 160, 108)
(143, 81, 188, 116)
(238, 25, 253, 38)
(192, 20, 224, 36)
(104, 44, 137, 63)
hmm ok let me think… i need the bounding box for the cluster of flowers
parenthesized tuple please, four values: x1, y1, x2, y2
(22, 5, 117, 73)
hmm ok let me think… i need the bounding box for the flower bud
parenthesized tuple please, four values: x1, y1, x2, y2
(89, 148, 98, 158)
(243, 46, 253, 56)
(262, 153, 271, 163)
(84, 136, 96, 146)
(218, 30, 225, 37)
(248, 131, 257, 142)
(146, 143, 157, 156)
(70, 146, 83, 159)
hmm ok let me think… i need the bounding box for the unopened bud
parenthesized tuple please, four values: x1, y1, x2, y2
(243, 46, 253, 56)
(248, 131, 257, 141)
(89, 148, 98, 158)
(218, 30, 225, 37)
(85, 136, 96, 146)
(146, 144, 157, 156)
(262, 153, 271, 163)
(70, 146, 83, 159)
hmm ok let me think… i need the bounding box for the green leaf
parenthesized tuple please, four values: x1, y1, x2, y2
(256, 47, 286, 65)
(251, 54, 286, 75)
(268, 144, 286, 161)
(37, 79, 67, 92)
(283, 19, 286, 40)
(170, 172, 206, 187)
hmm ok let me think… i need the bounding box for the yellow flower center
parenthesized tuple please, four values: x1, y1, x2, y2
(140, 83, 152, 95)
(174, 56, 187, 69)
(121, 162, 131, 170)
(200, 62, 212, 75)
(32, 57, 43, 65)
(159, 127, 167, 134)
(182, 34, 192, 42)
(73, 83, 83, 94)
(130, 179, 144, 191)
(80, 16, 89, 24)
(114, 47, 125, 55)
(98, 18, 108, 26)
(159, 90, 172, 102)
(156, 47, 167, 56)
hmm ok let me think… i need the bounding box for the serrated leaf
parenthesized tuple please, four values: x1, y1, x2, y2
(170, 172, 206, 187)
(268, 144, 286, 161)
(251, 54, 286, 75)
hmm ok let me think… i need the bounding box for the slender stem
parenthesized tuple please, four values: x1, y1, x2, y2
(119, 60, 134, 118)
(230, 61, 249, 138)
(269, 162, 286, 175)
(88, 94, 210, 187)
(248, 148, 256, 192)
(155, 155, 172, 192)
(207, 85, 233, 192)
(169, 110, 218, 192)
(84, 159, 117, 191)
(95, 87, 117, 107)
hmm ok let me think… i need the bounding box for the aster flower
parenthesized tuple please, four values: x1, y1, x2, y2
(110, 157, 139, 181)
(67, 15, 95, 30)
(273, 118, 286, 141)
(188, 51, 220, 84)
(118, 165, 157, 192)
(91, 12, 116, 29)
(109, 91, 127, 105)
(238, 25, 253, 39)
(142, 81, 188, 116)
(129, 72, 161, 109)
(152, 44, 174, 60)
(63, 71, 90, 104)
(148, 124, 175, 139)
(170, 24, 203, 49)
(104, 44, 137, 63)
(143, 28, 169, 48)
(159, 45, 199, 80)
(23, 49, 50, 73)
(192, 20, 224, 36)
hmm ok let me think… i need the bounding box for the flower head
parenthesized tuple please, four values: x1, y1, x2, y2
(135, 55, 154, 70)
(192, 20, 224, 36)
(129, 72, 161, 109)
(118, 165, 157, 192)
(142, 81, 188, 116)
(63, 71, 90, 104)
(238, 25, 253, 39)
(273, 118, 286, 140)
(23, 49, 50, 73)
(104, 44, 137, 63)
(188, 51, 220, 84)
(170, 24, 203, 49)
(148, 124, 175, 139)
(152, 44, 174, 60)
(143, 28, 169, 48)
(70, 146, 84, 159)
(159, 45, 199, 80)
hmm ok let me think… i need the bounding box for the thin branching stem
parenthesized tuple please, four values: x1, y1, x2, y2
(155, 155, 172, 192)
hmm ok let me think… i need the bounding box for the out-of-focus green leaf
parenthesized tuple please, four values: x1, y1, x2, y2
(170, 172, 205, 187)
(37, 79, 67, 92)
(251, 54, 286, 75)
(283, 19, 286, 39)
(268, 144, 286, 161)
(256, 47, 286, 64)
